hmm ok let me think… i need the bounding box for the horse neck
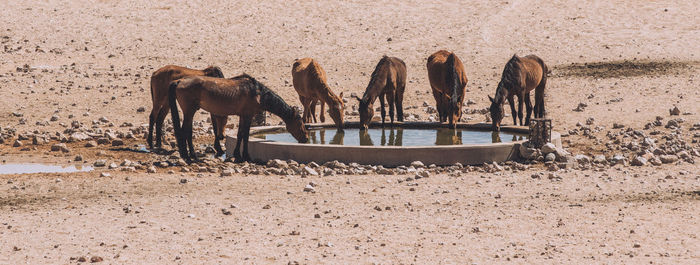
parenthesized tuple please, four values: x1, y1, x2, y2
(494, 82, 509, 105)
(258, 88, 296, 122)
(316, 82, 341, 106)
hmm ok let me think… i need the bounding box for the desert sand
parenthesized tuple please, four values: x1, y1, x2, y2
(0, 0, 699, 264)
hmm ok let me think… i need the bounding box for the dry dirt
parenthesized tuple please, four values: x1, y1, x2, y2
(1, 0, 699, 264)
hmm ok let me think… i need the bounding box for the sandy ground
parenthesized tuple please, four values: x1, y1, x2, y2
(0, 0, 699, 263)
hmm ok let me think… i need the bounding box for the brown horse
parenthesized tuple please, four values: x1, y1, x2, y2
(353, 56, 407, 130)
(427, 50, 468, 128)
(148, 65, 225, 151)
(488, 54, 548, 131)
(168, 74, 309, 162)
(292, 58, 345, 130)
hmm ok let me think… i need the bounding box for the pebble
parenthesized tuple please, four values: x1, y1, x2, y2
(147, 166, 157, 173)
(84, 140, 98, 147)
(93, 160, 107, 167)
(99, 172, 110, 177)
(631, 156, 647, 166)
(541, 143, 557, 154)
(302, 166, 318, 176)
(13, 140, 22, 147)
(669, 106, 680, 116)
(50, 143, 70, 153)
(74, 155, 83, 161)
(545, 153, 556, 162)
(111, 139, 124, 146)
(410, 161, 425, 168)
(303, 184, 315, 192)
(179, 178, 188, 184)
(108, 163, 119, 169)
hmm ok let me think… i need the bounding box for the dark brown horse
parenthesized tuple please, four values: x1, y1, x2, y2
(488, 54, 547, 131)
(148, 65, 225, 150)
(292, 58, 345, 130)
(353, 56, 407, 130)
(427, 50, 468, 128)
(168, 74, 308, 162)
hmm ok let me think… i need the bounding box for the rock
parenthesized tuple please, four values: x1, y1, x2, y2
(649, 157, 662, 166)
(50, 115, 59, 121)
(303, 184, 315, 192)
(108, 163, 118, 169)
(659, 155, 679, 164)
(84, 140, 97, 147)
(574, 154, 591, 164)
(90, 256, 103, 263)
(69, 132, 90, 142)
(410, 161, 425, 168)
(631, 156, 647, 166)
(417, 170, 430, 178)
(613, 123, 625, 129)
(99, 172, 110, 177)
(220, 169, 233, 177)
(12, 140, 22, 147)
(308, 162, 320, 168)
(111, 139, 124, 146)
(541, 143, 557, 154)
(302, 166, 318, 176)
(93, 160, 107, 167)
(519, 144, 538, 159)
(593, 155, 607, 164)
(545, 153, 556, 162)
(147, 166, 157, 173)
(221, 208, 232, 215)
(669, 106, 680, 116)
(74, 155, 83, 161)
(180, 178, 188, 184)
(137, 107, 146, 112)
(612, 154, 627, 165)
(376, 167, 394, 175)
(51, 143, 68, 152)
(324, 160, 347, 169)
(267, 159, 288, 168)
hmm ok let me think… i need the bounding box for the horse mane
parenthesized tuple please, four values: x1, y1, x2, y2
(242, 75, 298, 121)
(203, 66, 224, 78)
(361, 55, 390, 103)
(494, 54, 521, 103)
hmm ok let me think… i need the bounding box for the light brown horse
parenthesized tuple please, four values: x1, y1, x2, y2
(352, 56, 407, 130)
(168, 74, 308, 162)
(488, 54, 548, 131)
(148, 65, 225, 151)
(292, 58, 345, 130)
(427, 50, 468, 128)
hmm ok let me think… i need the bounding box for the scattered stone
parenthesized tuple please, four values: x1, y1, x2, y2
(137, 107, 146, 112)
(69, 132, 90, 142)
(13, 140, 22, 147)
(93, 160, 106, 167)
(147, 166, 157, 173)
(90, 256, 103, 263)
(180, 178, 188, 184)
(541, 143, 557, 154)
(108, 163, 118, 169)
(302, 166, 318, 176)
(631, 156, 647, 166)
(593, 155, 607, 164)
(51, 143, 70, 152)
(99, 172, 110, 177)
(267, 159, 288, 168)
(221, 208, 232, 215)
(220, 169, 233, 177)
(545, 153, 556, 162)
(669, 106, 680, 116)
(111, 139, 124, 146)
(303, 184, 315, 192)
(85, 140, 97, 147)
(574, 154, 591, 164)
(410, 161, 425, 168)
(74, 155, 83, 161)
(659, 155, 679, 164)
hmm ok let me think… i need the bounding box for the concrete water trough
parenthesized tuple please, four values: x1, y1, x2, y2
(225, 122, 561, 167)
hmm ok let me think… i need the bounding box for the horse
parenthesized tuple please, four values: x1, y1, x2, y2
(168, 74, 308, 163)
(148, 65, 226, 151)
(488, 54, 548, 131)
(352, 56, 407, 130)
(292, 58, 345, 130)
(427, 50, 468, 128)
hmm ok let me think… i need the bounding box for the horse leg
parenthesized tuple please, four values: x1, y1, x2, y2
(147, 106, 158, 149)
(154, 107, 168, 149)
(182, 109, 197, 162)
(524, 92, 533, 126)
(300, 97, 311, 123)
(507, 95, 517, 126)
(319, 101, 326, 123)
(212, 114, 227, 157)
(379, 94, 386, 127)
(517, 96, 524, 126)
(386, 90, 395, 125)
(239, 116, 253, 162)
(395, 89, 404, 122)
(233, 122, 244, 163)
(310, 99, 318, 123)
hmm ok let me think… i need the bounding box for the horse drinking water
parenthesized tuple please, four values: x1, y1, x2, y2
(427, 50, 468, 128)
(488, 54, 548, 131)
(353, 56, 407, 130)
(292, 58, 345, 130)
(168, 74, 308, 162)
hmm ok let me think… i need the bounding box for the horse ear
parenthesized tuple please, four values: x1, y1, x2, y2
(488, 95, 494, 103)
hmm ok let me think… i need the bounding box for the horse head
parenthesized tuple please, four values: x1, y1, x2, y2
(328, 92, 345, 132)
(488, 95, 504, 131)
(286, 108, 309, 143)
(354, 95, 372, 130)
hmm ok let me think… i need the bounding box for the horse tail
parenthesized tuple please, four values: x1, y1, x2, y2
(535, 57, 548, 118)
(168, 80, 182, 136)
(445, 53, 461, 119)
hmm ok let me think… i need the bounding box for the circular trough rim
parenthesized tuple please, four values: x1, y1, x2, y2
(243, 121, 530, 148)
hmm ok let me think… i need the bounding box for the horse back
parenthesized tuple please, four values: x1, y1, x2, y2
(292, 58, 328, 98)
(519, 55, 546, 91)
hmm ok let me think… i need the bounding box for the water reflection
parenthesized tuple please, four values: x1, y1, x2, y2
(257, 128, 527, 146)
(435, 129, 463, 145)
